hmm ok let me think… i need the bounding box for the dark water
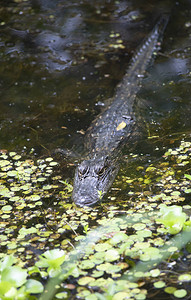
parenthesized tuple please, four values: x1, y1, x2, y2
(0, 0, 191, 156)
(0, 0, 191, 212)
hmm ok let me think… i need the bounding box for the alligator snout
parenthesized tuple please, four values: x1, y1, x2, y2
(72, 167, 102, 206)
(73, 194, 99, 207)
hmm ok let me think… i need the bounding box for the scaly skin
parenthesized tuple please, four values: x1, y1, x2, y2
(73, 16, 169, 206)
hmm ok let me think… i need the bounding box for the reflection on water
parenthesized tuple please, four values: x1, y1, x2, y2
(0, 0, 191, 155)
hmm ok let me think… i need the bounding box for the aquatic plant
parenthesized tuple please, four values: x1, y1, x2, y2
(35, 249, 66, 277)
(157, 204, 187, 234)
(1, 140, 191, 299)
(0, 255, 43, 300)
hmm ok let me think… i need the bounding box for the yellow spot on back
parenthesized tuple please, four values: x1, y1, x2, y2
(116, 121, 127, 131)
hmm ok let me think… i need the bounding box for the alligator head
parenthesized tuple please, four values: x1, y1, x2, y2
(72, 155, 119, 206)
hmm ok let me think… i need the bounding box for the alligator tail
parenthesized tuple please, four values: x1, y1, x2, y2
(115, 15, 169, 102)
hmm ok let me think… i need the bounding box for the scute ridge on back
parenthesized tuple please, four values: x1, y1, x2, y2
(72, 15, 169, 207)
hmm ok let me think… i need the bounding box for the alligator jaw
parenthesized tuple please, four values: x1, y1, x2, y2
(73, 194, 100, 207)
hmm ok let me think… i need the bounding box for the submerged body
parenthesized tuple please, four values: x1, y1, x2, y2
(73, 16, 168, 206)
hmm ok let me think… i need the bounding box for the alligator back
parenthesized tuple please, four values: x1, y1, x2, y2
(73, 16, 169, 207)
(85, 15, 169, 158)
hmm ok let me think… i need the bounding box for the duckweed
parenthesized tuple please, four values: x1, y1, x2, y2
(1, 141, 191, 298)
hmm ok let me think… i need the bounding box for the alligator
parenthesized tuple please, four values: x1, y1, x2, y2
(72, 16, 169, 207)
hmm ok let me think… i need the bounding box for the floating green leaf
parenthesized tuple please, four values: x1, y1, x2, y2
(174, 289, 187, 298)
(1, 266, 27, 287)
(105, 249, 120, 262)
(25, 279, 44, 294)
(0, 255, 15, 271)
(0, 281, 17, 299)
(154, 281, 166, 288)
(36, 249, 66, 277)
(78, 276, 95, 286)
(184, 174, 191, 180)
(157, 205, 187, 234)
(178, 274, 191, 282)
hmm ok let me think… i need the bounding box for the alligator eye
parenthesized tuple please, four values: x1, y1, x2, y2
(78, 165, 88, 177)
(96, 166, 106, 177)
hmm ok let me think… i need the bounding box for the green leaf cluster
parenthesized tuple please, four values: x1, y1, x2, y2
(35, 249, 66, 277)
(157, 205, 188, 234)
(0, 255, 43, 300)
